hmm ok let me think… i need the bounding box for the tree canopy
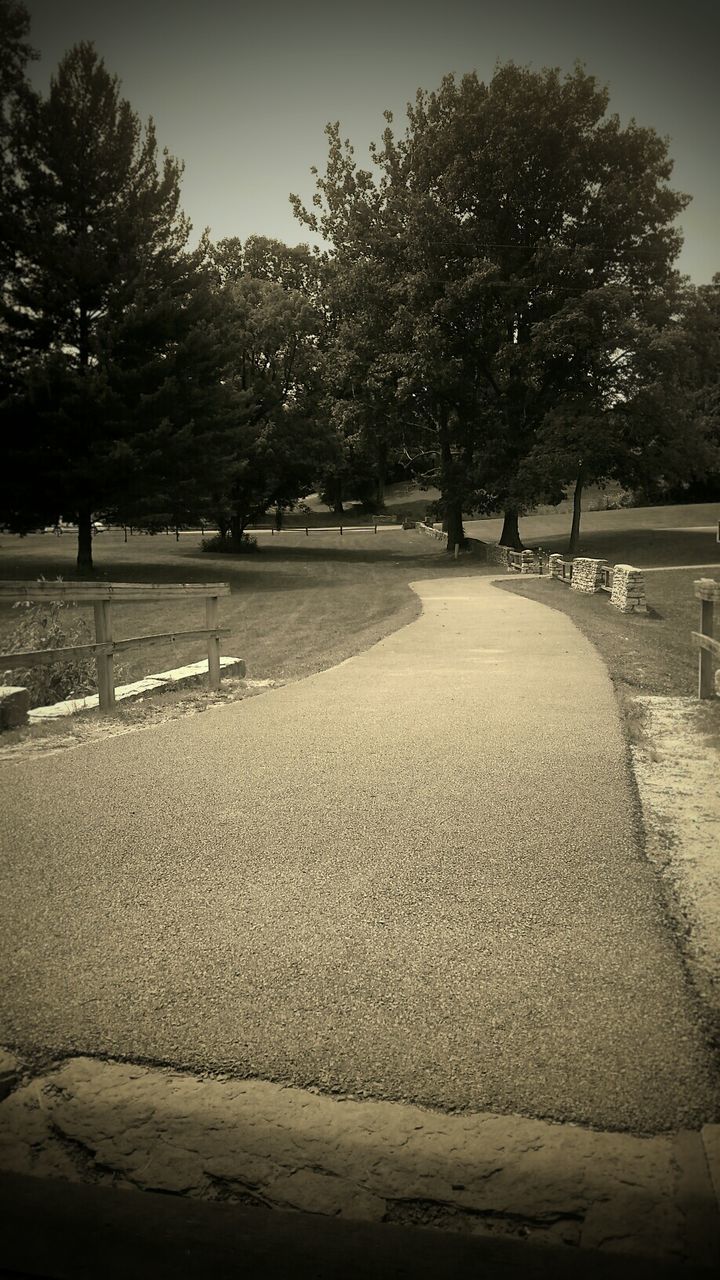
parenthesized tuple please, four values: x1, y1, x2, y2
(294, 64, 701, 549)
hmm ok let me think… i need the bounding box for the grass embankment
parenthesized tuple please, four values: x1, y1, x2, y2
(497, 517, 719, 698)
(0, 527, 480, 694)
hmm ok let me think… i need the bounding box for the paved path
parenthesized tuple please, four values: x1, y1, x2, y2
(1, 576, 717, 1131)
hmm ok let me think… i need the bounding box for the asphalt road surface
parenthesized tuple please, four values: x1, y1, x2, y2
(1, 576, 718, 1131)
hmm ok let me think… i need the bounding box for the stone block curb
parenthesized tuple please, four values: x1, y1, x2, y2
(27, 656, 246, 721)
(0, 685, 30, 730)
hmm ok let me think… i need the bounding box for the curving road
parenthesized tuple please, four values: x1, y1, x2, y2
(1, 576, 718, 1131)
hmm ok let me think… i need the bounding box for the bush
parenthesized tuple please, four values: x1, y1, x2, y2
(200, 533, 259, 554)
(2, 593, 97, 708)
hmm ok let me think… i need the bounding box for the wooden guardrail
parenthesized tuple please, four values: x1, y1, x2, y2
(0, 581, 231, 711)
(693, 578, 720, 699)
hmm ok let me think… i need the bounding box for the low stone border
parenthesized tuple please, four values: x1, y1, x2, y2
(548, 554, 648, 613)
(418, 521, 448, 542)
(25, 657, 246, 723)
(417, 524, 541, 573)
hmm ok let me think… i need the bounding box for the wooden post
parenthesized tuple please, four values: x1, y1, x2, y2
(93, 600, 115, 711)
(699, 596, 715, 698)
(206, 595, 221, 690)
(306, 525, 309, 536)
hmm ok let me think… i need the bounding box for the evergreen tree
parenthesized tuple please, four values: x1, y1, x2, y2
(1, 40, 223, 570)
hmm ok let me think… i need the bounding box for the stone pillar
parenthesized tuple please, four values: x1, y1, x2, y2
(548, 554, 564, 579)
(610, 564, 648, 614)
(571, 557, 608, 593)
(519, 549, 541, 574)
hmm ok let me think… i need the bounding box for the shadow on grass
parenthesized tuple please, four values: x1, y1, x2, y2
(538, 528, 720, 568)
(204, 543, 459, 567)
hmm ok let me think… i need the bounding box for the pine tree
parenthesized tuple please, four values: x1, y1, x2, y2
(1, 40, 222, 570)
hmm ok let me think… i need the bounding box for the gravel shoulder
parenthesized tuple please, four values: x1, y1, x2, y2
(630, 696, 720, 1042)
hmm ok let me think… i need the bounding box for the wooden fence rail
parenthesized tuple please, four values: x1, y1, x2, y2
(692, 578, 720, 698)
(0, 581, 231, 711)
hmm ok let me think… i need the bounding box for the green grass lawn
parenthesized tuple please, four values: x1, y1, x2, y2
(493, 504, 719, 700)
(1, 504, 718, 716)
(0, 528, 484, 696)
(497, 569, 711, 698)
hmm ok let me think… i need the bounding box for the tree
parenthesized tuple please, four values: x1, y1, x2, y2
(294, 65, 689, 550)
(201, 238, 334, 541)
(0, 0, 35, 282)
(1, 41, 223, 570)
(655, 274, 720, 502)
(515, 281, 717, 550)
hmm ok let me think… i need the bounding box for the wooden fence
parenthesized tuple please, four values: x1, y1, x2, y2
(693, 578, 720, 699)
(0, 581, 231, 711)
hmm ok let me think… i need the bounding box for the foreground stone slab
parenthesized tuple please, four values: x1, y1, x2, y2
(631, 696, 720, 1039)
(0, 1056, 717, 1269)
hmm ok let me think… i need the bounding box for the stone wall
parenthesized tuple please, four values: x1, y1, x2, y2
(610, 564, 648, 614)
(475, 542, 540, 573)
(418, 524, 542, 573)
(571, 557, 608, 594)
(418, 522, 448, 542)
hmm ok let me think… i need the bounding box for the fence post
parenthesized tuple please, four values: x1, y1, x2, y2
(206, 594, 221, 691)
(93, 600, 115, 711)
(699, 594, 715, 699)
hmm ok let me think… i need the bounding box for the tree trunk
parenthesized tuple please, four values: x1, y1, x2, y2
(439, 416, 465, 552)
(76, 505, 93, 574)
(375, 442, 387, 508)
(230, 512, 245, 543)
(332, 478, 344, 515)
(567, 465, 584, 555)
(445, 497, 465, 553)
(499, 508, 523, 550)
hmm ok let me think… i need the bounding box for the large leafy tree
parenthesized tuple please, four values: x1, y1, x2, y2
(202, 237, 334, 541)
(515, 280, 717, 550)
(1, 39, 224, 570)
(294, 64, 690, 550)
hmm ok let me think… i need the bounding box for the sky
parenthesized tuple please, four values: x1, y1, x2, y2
(22, 0, 720, 283)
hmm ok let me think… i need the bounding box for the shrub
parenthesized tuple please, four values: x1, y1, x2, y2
(2, 594, 97, 708)
(201, 533, 258, 554)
